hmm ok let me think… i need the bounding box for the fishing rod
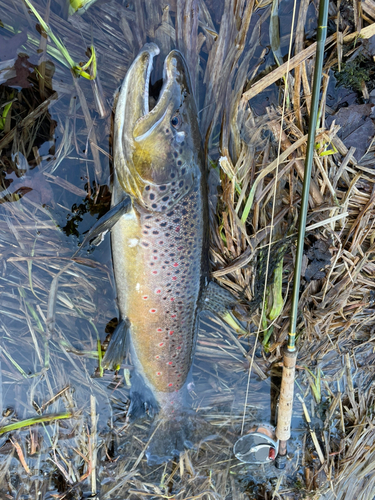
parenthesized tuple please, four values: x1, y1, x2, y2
(274, 0, 330, 469)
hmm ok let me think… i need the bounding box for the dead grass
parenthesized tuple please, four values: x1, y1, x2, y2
(0, 0, 375, 498)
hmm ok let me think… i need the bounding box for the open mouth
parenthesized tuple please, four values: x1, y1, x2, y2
(148, 78, 164, 112)
(140, 44, 165, 116)
(133, 45, 173, 139)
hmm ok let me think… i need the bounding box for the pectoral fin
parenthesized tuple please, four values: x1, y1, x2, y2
(72, 195, 132, 257)
(102, 318, 130, 370)
(199, 281, 248, 335)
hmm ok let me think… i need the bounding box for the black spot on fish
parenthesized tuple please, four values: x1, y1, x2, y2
(152, 230, 159, 235)
(173, 152, 178, 158)
(171, 172, 176, 178)
(179, 181, 184, 188)
(166, 211, 174, 217)
(179, 148, 183, 154)
(181, 209, 188, 216)
(152, 203, 157, 209)
(159, 185, 167, 191)
(173, 219, 180, 224)
(162, 196, 169, 202)
(181, 168, 186, 175)
(142, 242, 149, 247)
(150, 193, 155, 200)
(177, 160, 182, 166)
(145, 185, 150, 191)
(160, 222, 167, 227)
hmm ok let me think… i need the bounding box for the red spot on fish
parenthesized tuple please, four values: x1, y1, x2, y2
(153, 256, 158, 260)
(177, 346, 181, 349)
(171, 314, 176, 318)
(143, 296, 148, 300)
(173, 263, 178, 267)
(175, 226, 180, 232)
(150, 309, 157, 313)
(157, 328, 162, 332)
(155, 355, 160, 359)
(168, 383, 173, 387)
(152, 270, 158, 274)
(155, 289, 161, 294)
(156, 372, 161, 376)
(168, 361, 173, 365)
(170, 401, 174, 405)
(159, 241, 164, 245)
(269, 447, 276, 460)
(159, 342, 164, 347)
(172, 276, 177, 281)
(169, 331, 174, 335)
(170, 298, 175, 301)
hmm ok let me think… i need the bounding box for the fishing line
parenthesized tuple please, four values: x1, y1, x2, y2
(241, 0, 299, 436)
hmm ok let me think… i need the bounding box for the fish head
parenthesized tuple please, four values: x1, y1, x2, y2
(114, 44, 203, 211)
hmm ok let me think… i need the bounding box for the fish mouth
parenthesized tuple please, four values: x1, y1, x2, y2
(132, 47, 190, 140)
(116, 43, 190, 141)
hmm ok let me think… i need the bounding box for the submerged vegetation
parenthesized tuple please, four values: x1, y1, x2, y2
(0, 0, 375, 498)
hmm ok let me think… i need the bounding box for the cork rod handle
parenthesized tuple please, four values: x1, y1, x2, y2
(276, 347, 297, 442)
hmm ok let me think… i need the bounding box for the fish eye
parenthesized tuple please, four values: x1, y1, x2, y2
(171, 115, 181, 128)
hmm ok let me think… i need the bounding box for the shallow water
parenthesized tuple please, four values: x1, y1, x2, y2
(0, 0, 310, 496)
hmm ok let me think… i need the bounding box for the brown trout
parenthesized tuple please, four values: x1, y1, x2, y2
(94, 43, 239, 462)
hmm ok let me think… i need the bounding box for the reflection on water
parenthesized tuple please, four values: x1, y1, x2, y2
(0, 0, 304, 496)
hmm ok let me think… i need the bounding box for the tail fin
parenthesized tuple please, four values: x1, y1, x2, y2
(125, 370, 218, 464)
(145, 410, 218, 465)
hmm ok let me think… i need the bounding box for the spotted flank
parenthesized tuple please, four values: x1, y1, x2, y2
(133, 184, 203, 392)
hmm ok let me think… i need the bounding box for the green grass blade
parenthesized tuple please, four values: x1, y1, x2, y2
(0, 413, 73, 435)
